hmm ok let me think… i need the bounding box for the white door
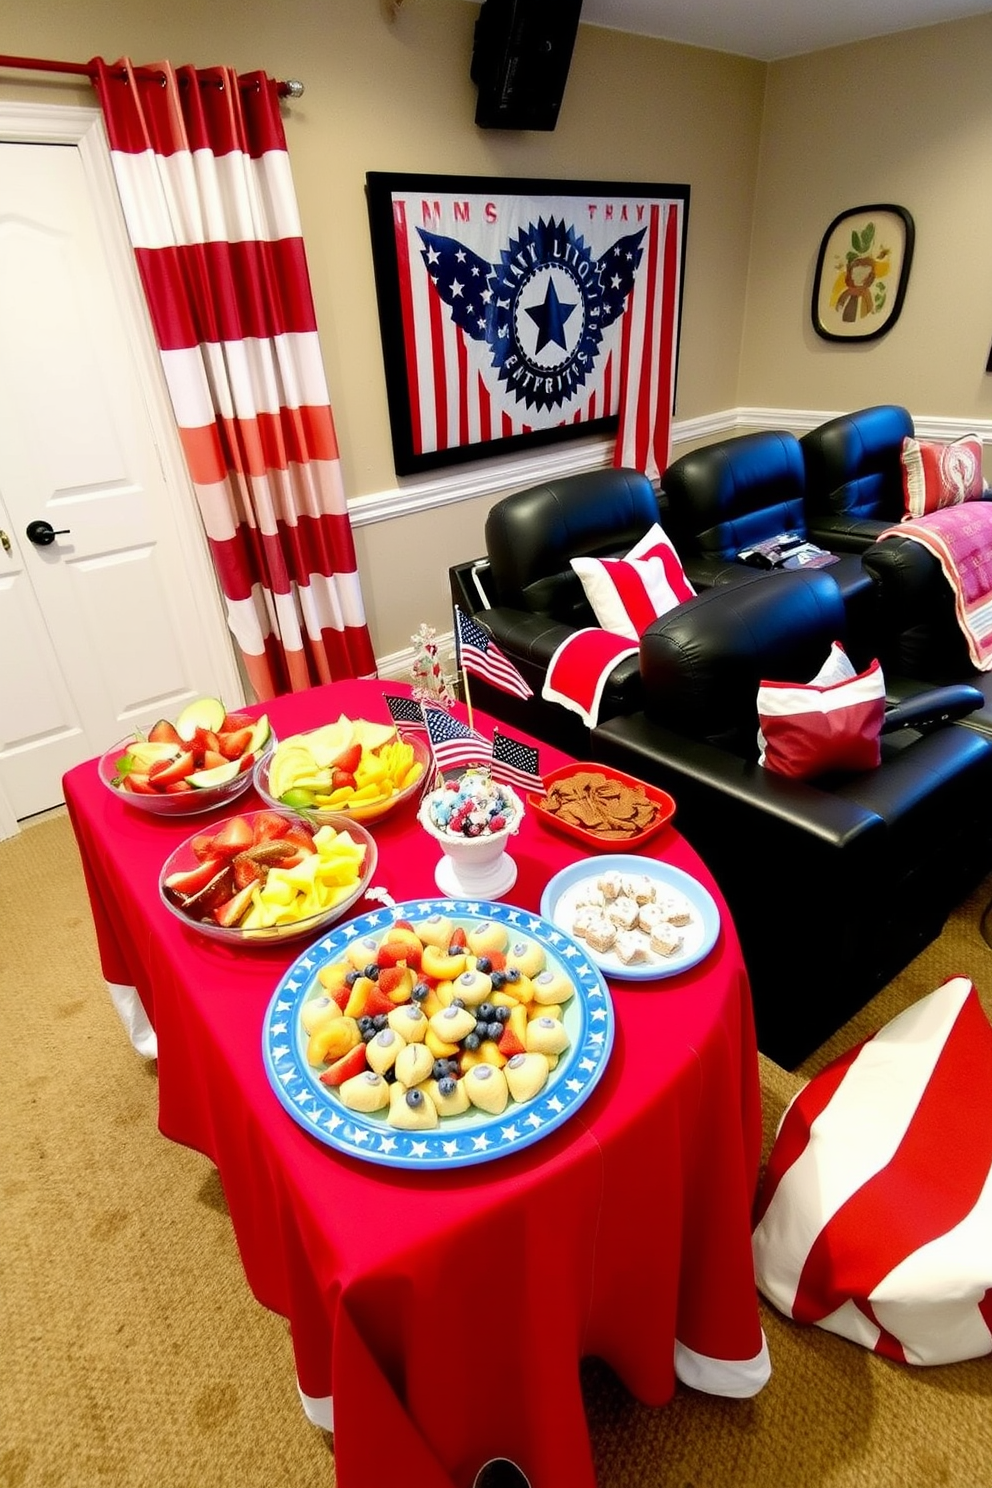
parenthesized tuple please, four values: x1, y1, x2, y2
(0, 108, 243, 833)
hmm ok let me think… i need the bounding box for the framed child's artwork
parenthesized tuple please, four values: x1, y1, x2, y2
(811, 204, 914, 343)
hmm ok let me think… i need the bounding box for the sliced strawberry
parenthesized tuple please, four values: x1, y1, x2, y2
(251, 810, 291, 845)
(201, 748, 228, 771)
(487, 950, 506, 972)
(211, 881, 258, 928)
(236, 751, 256, 773)
(363, 984, 396, 1017)
(163, 856, 227, 901)
(331, 769, 356, 791)
(221, 711, 257, 732)
(232, 852, 267, 890)
(497, 1026, 526, 1058)
(377, 939, 422, 970)
(217, 726, 254, 761)
(148, 718, 183, 746)
(281, 822, 317, 853)
(393, 920, 415, 932)
(164, 780, 195, 793)
(329, 981, 354, 1011)
(210, 816, 255, 858)
(122, 772, 157, 794)
(335, 742, 363, 775)
(149, 750, 196, 787)
(319, 1042, 368, 1087)
(190, 831, 220, 860)
(449, 926, 468, 949)
(377, 966, 413, 1002)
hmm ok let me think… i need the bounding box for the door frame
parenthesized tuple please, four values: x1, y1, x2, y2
(0, 101, 243, 840)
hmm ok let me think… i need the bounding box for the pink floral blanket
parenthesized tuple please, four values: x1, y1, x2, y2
(878, 504, 992, 670)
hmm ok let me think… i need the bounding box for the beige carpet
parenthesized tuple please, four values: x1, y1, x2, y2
(2, 812, 991, 1488)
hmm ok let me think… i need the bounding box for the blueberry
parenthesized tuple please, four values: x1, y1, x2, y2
(490, 971, 507, 990)
(405, 1088, 424, 1108)
(357, 1015, 374, 1034)
(506, 968, 521, 983)
(411, 981, 430, 1002)
(437, 1076, 457, 1097)
(363, 963, 380, 981)
(452, 997, 466, 1009)
(431, 1059, 449, 1080)
(344, 969, 362, 986)
(485, 1021, 503, 1041)
(477, 1002, 495, 1022)
(373, 1013, 389, 1031)
(476, 957, 493, 973)
(463, 1032, 481, 1051)
(494, 1006, 510, 1023)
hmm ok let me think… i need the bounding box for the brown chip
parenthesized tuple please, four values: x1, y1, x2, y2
(540, 770, 660, 839)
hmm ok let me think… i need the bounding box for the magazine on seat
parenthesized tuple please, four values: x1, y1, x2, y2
(736, 532, 839, 570)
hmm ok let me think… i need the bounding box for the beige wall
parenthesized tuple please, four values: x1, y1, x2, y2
(0, 0, 764, 663)
(740, 14, 992, 422)
(10, 5, 992, 668)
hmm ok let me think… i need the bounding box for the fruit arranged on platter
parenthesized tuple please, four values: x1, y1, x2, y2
(112, 697, 271, 796)
(265, 715, 424, 813)
(301, 916, 574, 1128)
(162, 811, 369, 930)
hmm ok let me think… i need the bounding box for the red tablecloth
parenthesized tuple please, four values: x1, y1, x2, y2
(63, 681, 769, 1488)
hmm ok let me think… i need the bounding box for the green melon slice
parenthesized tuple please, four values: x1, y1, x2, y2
(188, 761, 240, 789)
(176, 696, 227, 741)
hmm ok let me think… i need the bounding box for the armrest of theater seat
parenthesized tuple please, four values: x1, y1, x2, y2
(882, 684, 984, 734)
(475, 607, 643, 705)
(590, 712, 886, 853)
(805, 512, 893, 553)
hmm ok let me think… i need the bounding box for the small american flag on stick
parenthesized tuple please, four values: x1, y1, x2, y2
(424, 707, 492, 777)
(455, 608, 533, 700)
(384, 693, 427, 735)
(491, 730, 544, 795)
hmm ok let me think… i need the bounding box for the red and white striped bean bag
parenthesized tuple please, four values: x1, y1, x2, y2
(753, 977, 992, 1365)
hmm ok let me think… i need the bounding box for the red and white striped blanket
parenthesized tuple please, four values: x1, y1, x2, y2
(753, 976, 992, 1365)
(541, 629, 638, 729)
(878, 503, 992, 670)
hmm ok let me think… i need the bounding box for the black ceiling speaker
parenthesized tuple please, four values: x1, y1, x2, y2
(471, 0, 584, 131)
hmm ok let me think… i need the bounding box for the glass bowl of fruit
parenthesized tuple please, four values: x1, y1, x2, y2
(159, 808, 378, 944)
(255, 716, 432, 825)
(98, 696, 273, 817)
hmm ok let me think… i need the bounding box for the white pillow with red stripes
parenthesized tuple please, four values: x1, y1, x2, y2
(753, 977, 992, 1366)
(757, 641, 886, 780)
(570, 524, 696, 641)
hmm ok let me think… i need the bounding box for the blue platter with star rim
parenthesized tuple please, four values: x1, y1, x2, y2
(261, 896, 615, 1170)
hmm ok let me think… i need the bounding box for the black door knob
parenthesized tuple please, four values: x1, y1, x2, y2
(26, 520, 70, 546)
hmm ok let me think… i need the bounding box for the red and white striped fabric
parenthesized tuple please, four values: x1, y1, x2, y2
(542, 628, 639, 730)
(877, 503, 992, 671)
(92, 58, 376, 700)
(570, 523, 696, 641)
(753, 977, 992, 1366)
(756, 646, 886, 780)
(612, 199, 683, 482)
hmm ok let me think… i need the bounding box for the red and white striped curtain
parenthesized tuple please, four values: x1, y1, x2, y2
(91, 57, 377, 700)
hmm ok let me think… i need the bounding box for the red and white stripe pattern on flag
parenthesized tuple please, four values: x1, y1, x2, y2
(455, 609, 533, 699)
(612, 199, 683, 483)
(387, 185, 684, 475)
(424, 707, 492, 776)
(92, 58, 376, 700)
(753, 977, 992, 1366)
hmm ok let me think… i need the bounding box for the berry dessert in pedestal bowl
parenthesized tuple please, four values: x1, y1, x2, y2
(418, 769, 524, 898)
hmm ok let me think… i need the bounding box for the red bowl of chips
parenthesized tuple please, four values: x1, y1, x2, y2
(527, 763, 676, 851)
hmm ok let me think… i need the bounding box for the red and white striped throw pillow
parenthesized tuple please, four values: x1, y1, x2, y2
(570, 524, 695, 641)
(757, 642, 885, 780)
(901, 433, 985, 519)
(753, 977, 992, 1366)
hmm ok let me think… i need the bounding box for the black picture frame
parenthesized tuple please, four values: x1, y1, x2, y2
(811, 204, 915, 343)
(366, 171, 690, 476)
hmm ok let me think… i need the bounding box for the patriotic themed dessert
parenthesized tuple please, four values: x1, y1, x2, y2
(305, 914, 574, 1129)
(564, 870, 698, 966)
(422, 768, 520, 838)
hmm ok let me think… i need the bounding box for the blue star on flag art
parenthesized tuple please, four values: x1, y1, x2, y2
(374, 176, 688, 481)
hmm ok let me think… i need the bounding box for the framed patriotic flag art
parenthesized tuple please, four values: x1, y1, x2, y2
(366, 172, 690, 477)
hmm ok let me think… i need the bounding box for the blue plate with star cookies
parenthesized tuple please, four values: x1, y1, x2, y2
(262, 897, 614, 1170)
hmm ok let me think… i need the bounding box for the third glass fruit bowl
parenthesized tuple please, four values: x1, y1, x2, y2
(254, 720, 432, 826)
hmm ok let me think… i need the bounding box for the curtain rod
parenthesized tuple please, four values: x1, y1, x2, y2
(0, 52, 304, 98)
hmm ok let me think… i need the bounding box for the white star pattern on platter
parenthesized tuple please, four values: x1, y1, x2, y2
(261, 895, 615, 1171)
